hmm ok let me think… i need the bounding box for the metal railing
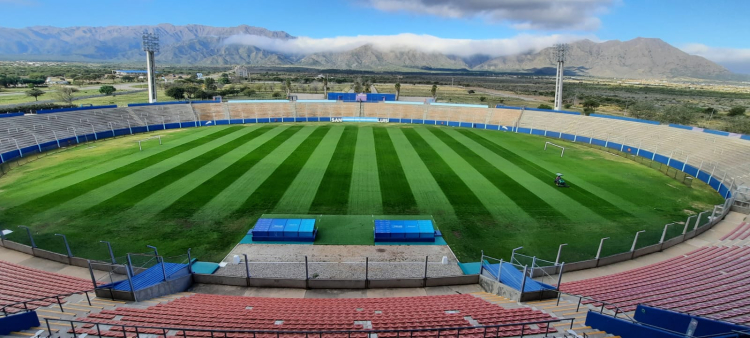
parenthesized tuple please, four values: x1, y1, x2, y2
(0, 289, 94, 317)
(44, 317, 577, 338)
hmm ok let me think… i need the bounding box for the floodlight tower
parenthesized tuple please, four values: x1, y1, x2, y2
(553, 43, 568, 111)
(142, 32, 160, 103)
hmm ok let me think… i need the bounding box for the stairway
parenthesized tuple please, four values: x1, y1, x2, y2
(472, 292, 622, 338)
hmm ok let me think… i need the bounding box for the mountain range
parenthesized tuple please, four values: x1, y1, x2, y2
(0, 24, 736, 80)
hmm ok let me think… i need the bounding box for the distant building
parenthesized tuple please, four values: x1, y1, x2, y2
(234, 66, 248, 78)
(113, 70, 152, 76)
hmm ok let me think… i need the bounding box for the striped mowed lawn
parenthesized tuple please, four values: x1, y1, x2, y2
(0, 124, 724, 263)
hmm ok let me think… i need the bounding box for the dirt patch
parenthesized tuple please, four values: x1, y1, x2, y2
(452, 230, 462, 239)
(684, 209, 697, 216)
(376, 248, 386, 253)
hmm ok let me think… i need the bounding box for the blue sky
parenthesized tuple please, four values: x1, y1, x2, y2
(2, 0, 749, 73)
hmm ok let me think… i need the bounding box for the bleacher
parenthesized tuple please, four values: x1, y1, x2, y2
(0, 260, 93, 314)
(71, 293, 558, 337)
(560, 241, 750, 326)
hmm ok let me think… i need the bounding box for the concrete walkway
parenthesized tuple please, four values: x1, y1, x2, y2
(553, 211, 747, 283)
(0, 246, 116, 284)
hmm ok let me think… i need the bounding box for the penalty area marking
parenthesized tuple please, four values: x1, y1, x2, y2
(544, 141, 565, 157)
(138, 135, 162, 151)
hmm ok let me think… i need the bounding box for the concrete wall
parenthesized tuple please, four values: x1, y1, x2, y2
(633, 243, 662, 259)
(247, 278, 307, 288)
(598, 252, 632, 267)
(134, 274, 193, 301)
(425, 275, 479, 286)
(563, 259, 598, 272)
(479, 275, 521, 301)
(193, 273, 247, 286)
(32, 248, 71, 265)
(308, 279, 366, 289)
(368, 278, 424, 288)
(95, 288, 134, 302)
(662, 237, 683, 250)
(1, 240, 33, 254)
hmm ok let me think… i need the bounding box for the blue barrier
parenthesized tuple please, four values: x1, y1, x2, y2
(447, 121, 460, 127)
(742, 135, 750, 141)
(589, 113, 662, 125)
(38, 105, 117, 114)
(128, 101, 188, 107)
(104, 263, 190, 291)
(0, 112, 24, 118)
(585, 312, 683, 338)
(342, 117, 379, 123)
(0, 311, 40, 335)
(481, 261, 555, 292)
(633, 305, 749, 337)
(412, 119, 424, 124)
(703, 129, 731, 137)
(424, 120, 436, 125)
(460, 122, 473, 128)
(668, 123, 693, 131)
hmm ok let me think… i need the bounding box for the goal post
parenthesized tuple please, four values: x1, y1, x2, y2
(544, 141, 565, 157)
(138, 135, 162, 151)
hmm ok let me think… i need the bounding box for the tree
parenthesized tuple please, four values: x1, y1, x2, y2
(430, 84, 438, 99)
(728, 106, 747, 117)
(99, 85, 116, 96)
(583, 107, 595, 116)
(479, 96, 487, 102)
(218, 76, 231, 85)
(203, 77, 217, 91)
(241, 88, 256, 97)
(395, 82, 401, 101)
(660, 104, 698, 125)
(25, 88, 45, 101)
(121, 76, 135, 83)
(582, 99, 600, 110)
(272, 91, 283, 98)
(284, 79, 292, 96)
(353, 80, 363, 94)
(538, 104, 552, 109)
(165, 86, 186, 100)
(629, 102, 659, 120)
(183, 85, 199, 99)
(105, 74, 117, 83)
(322, 76, 329, 97)
(53, 86, 78, 104)
(467, 90, 475, 94)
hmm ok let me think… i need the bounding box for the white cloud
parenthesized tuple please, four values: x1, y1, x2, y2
(363, 0, 614, 31)
(223, 33, 592, 58)
(682, 44, 750, 74)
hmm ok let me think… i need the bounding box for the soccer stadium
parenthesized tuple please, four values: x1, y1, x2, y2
(1, 97, 749, 338)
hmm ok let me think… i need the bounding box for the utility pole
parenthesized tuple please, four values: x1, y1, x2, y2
(553, 44, 568, 111)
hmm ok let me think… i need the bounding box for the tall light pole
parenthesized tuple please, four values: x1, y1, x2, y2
(142, 31, 159, 104)
(553, 44, 568, 111)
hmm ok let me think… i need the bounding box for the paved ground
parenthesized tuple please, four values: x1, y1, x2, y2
(189, 283, 482, 298)
(217, 243, 463, 279)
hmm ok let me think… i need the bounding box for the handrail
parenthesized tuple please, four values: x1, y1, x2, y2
(45, 317, 577, 338)
(552, 289, 636, 322)
(0, 289, 94, 317)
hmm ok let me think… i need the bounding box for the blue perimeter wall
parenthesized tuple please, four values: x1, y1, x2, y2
(0, 108, 734, 199)
(0, 311, 40, 335)
(585, 306, 749, 338)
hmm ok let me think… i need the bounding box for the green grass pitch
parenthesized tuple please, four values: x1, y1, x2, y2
(0, 124, 723, 263)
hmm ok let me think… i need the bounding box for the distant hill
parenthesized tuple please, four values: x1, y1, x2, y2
(475, 38, 733, 79)
(0, 24, 739, 79)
